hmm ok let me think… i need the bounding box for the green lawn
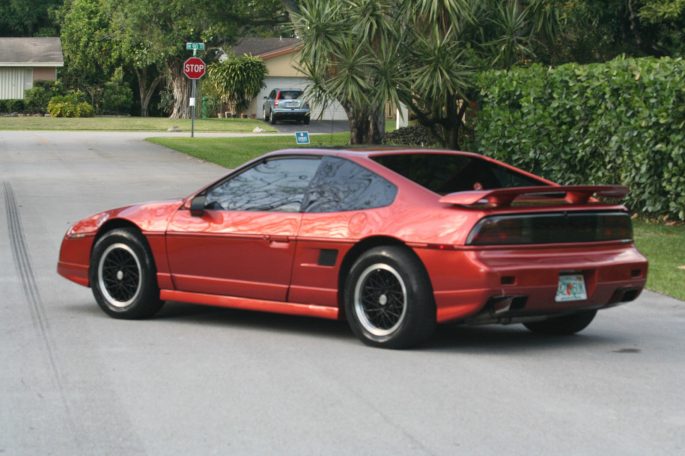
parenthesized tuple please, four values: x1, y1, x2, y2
(149, 135, 685, 301)
(633, 220, 685, 301)
(147, 133, 349, 168)
(0, 116, 276, 132)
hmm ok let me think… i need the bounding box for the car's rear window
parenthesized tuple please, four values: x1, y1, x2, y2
(279, 90, 303, 100)
(372, 153, 544, 195)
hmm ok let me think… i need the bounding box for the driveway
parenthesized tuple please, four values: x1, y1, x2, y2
(267, 119, 349, 134)
(1, 130, 684, 455)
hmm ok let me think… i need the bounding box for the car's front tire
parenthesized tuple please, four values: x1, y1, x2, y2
(89, 228, 164, 319)
(523, 310, 597, 335)
(344, 246, 436, 349)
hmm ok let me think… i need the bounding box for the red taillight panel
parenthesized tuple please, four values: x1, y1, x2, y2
(467, 211, 633, 246)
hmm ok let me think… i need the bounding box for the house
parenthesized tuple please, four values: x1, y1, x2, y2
(231, 37, 348, 121)
(0, 37, 64, 100)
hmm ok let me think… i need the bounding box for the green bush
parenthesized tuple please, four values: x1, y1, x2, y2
(0, 99, 25, 113)
(23, 81, 62, 114)
(101, 74, 133, 115)
(47, 92, 95, 117)
(384, 125, 438, 147)
(475, 56, 685, 220)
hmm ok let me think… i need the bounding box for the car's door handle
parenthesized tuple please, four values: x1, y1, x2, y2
(263, 235, 290, 248)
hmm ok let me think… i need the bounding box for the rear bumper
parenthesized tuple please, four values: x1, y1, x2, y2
(415, 242, 648, 323)
(273, 109, 310, 120)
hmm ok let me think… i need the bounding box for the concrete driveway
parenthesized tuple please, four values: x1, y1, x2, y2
(268, 119, 349, 134)
(1, 130, 684, 455)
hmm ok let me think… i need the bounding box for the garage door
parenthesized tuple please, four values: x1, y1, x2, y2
(0, 68, 33, 100)
(249, 76, 348, 121)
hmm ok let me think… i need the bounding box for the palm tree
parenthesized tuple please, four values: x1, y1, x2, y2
(290, 0, 559, 148)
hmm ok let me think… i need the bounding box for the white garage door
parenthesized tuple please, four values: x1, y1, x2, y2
(0, 68, 33, 100)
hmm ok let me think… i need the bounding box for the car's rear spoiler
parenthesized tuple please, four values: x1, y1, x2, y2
(438, 185, 629, 208)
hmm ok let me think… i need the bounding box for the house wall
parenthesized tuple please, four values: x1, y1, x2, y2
(0, 68, 33, 99)
(33, 67, 57, 81)
(264, 52, 305, 78)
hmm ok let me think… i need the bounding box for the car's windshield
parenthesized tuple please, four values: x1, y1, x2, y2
(279, 90, 303, 100)
(372, 153, 544, 195)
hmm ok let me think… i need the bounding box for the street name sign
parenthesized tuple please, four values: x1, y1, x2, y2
(186, 42, 205, 51)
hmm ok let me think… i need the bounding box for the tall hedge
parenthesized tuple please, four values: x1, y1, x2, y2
(475, 57, 685, 220)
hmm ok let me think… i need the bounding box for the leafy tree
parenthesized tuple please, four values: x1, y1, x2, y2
(59, 0, 116, 110)
(107, 0, 287, 119)
(0, 0, 61, 36)
(539, 0, 685, 64)
(207, 55, 267, 116)
(59, 0, 287, 117)
(639, 0, 685, 56)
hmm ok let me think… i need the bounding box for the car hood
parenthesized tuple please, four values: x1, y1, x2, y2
(67, 199, 184, 237)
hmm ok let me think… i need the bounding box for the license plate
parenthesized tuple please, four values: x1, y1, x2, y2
(555, 274, 587, 302)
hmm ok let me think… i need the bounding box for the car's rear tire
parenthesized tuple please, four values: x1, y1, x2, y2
(89, 228, 164, 319)
(523, 310, 597, 335)
(269, 110, 276, 124)
(344, 246, 436, 349)
(304, 117, 310, 125)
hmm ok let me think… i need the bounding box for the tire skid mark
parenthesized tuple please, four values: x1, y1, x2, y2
(3, 181, 82, 449)
(4, 182, 46, 332)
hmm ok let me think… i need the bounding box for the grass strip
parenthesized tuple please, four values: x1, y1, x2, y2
(633, 220, 685, 301)
(0, 116, 275, 132)
(147, 133, 349, 168)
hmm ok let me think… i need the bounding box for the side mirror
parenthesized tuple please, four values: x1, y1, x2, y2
(190, 195, 207, 217)
(263, 96, 267, 99)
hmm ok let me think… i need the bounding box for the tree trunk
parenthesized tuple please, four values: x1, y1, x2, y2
(344, 104, 370, 144)
(444, 94, 462, 150)
(368, 106, 385, 144)
(135, 67, 164, 117)
(169, 61, 192, 119)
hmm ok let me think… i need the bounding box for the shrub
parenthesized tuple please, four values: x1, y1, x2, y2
(475, 56, 685, 220)
(101, 69, 133, 115)
(384, 125, 438, 147)
(0, 99, 25, 113)
(47, 92, 95, 117)
(23, 81, 62, 114)
(207, 55, 266, 115)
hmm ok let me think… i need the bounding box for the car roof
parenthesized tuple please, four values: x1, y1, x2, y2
(263, 147, 486, 160)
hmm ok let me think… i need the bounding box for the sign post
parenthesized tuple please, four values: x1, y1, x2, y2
(183, 43, 206, 138)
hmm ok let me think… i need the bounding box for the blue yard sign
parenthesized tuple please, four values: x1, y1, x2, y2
(295, 131, 310, 145)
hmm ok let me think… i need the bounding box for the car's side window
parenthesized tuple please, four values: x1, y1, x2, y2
(304, 157, 397, 213)
(204, 157, 321, 212)
(268, 90, 276, 99)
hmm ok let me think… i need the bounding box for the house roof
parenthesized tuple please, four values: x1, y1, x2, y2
(231, 37, 301, 60)
(0, 37, 64, 67)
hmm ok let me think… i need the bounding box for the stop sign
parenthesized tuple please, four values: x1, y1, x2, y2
(183, 57, 206, 79)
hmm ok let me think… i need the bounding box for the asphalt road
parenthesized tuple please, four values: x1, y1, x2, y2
(1, 130, 684, 455)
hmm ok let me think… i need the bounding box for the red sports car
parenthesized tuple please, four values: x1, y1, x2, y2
(58, 149, 648, 348)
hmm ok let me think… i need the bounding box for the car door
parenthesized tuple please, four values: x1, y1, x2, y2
(166, 156, 321, 302)
(288, 156, 398, 307)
